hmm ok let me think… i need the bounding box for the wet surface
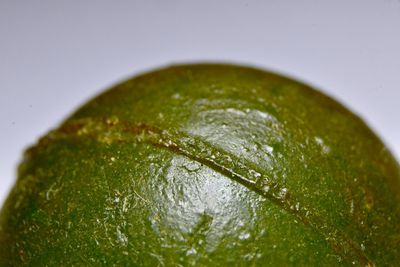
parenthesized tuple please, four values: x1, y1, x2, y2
(1, 64, 399, 266)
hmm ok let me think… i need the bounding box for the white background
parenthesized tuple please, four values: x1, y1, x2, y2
(1, 1, 399, 206)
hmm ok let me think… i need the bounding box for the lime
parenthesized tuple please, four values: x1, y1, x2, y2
(1, 64, 399, 266)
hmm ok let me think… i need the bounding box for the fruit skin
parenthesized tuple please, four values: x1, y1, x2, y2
(0, 64, 399, 266)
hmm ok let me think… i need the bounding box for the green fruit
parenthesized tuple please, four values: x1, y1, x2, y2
(1, 64, 399, 266)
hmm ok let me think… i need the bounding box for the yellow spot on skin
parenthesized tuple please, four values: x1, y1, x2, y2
(106, 116, 119, 126)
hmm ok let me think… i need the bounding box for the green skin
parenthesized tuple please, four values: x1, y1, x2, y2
(1, 64, 399, 266)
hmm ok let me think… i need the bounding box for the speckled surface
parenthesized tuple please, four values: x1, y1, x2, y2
(1, 64, 399, 266)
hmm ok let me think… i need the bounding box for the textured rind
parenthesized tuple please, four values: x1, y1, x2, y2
(1, 64, 399, 266)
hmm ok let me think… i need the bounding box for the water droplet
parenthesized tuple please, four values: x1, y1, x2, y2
(277, 188, 288, 199)
(186, 247, 197, 256)
(255, 110, 270, 119)
(314, 136, 331, 154)
(314, 136, 323, 145)
(264, 145, 274, 154)
(291, 202, 300, 211)
(184, 162, 201, 172)
(239, 232, 251, 240)
(262, 185, 270, 193)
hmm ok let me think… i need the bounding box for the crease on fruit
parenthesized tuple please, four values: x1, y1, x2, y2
(28, 116, 372, 266)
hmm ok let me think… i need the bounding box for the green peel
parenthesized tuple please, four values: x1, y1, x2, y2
(1, 64, 399, 266)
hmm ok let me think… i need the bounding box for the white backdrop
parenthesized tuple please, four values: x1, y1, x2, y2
(1, 0, 399, 205)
